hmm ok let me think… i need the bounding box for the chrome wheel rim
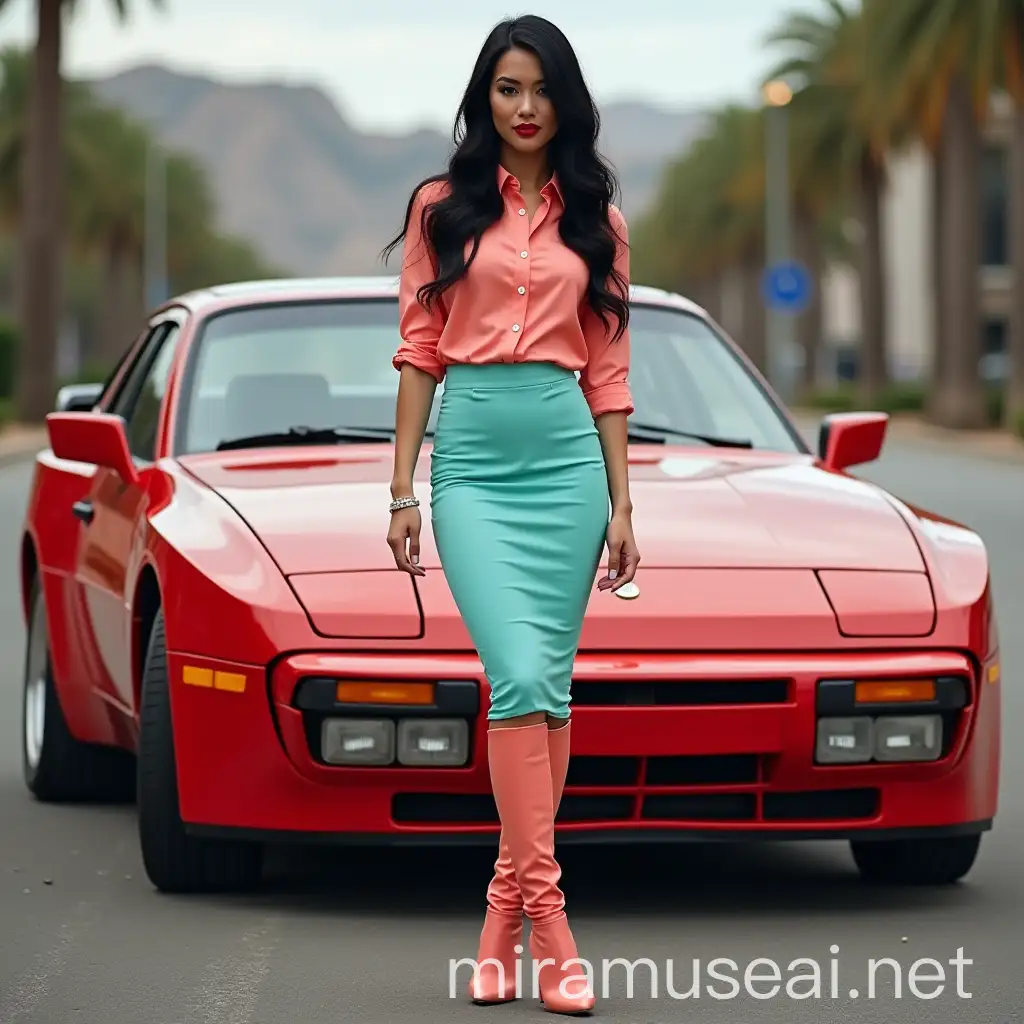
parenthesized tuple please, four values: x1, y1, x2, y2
(24, 595, 48, 769)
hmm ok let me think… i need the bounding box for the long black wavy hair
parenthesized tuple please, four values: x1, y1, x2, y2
(382, 14, 629, 341)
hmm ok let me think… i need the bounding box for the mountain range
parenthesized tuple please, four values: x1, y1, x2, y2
(88, 65, 707, 276)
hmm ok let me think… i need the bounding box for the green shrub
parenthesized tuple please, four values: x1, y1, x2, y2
(984, 386, 1003, 427)
(800, 382, 926, 415)
(0, 398, 10, 427)
(876, 382, 925, 413)
(799, 386, 857, 412)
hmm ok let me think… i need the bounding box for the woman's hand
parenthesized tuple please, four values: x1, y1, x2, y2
(598, 510, 640, 592)
(387, 505, 426, 576)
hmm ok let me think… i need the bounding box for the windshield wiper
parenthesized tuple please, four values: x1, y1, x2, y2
(216, 425, 396, 451)
(627, 421, 754, 449)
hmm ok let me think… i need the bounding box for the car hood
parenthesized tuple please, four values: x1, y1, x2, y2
(178, 446, 925, 575)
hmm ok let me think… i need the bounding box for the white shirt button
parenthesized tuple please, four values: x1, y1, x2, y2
(518, 208, 526, 215)
(512, 324, 520, 332)
(520, 251, 528, 258)
(518, 286, 526, 294)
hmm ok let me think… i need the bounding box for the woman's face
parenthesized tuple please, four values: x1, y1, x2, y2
(489, 46, 557, 156)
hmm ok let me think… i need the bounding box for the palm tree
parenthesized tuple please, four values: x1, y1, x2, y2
(633, 106, 769, 370)
(0, 45, 121, 334)
(70, 101, 149, 365)
(764, 0, 900, 404)
(0, 0, 165, 423)
(863, 0, 1024, 428)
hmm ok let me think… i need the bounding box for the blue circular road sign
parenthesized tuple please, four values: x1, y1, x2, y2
(762, 261, 811, 312)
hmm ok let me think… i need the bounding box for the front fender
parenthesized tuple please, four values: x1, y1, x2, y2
(146, 461, 311, 662)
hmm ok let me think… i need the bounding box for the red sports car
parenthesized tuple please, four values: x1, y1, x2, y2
(19, 277, 1000, 893)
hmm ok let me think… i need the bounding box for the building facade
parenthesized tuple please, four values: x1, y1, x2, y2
(822, 93, 1013, 384)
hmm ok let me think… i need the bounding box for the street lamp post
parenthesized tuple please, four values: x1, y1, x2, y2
(762, 79, 798, 403)
(144, 140, 167, 310)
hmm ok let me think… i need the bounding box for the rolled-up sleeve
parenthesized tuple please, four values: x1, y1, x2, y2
(578, 204, 634, 417)
(393, 182, 446, 382)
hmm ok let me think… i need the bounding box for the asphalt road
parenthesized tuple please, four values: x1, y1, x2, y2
(0, 439, 1020, 1024)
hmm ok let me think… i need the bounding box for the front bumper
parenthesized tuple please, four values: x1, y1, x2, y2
(167, 649, 999, 844)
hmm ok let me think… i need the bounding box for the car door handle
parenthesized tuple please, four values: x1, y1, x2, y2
(72, 500, 94, 524)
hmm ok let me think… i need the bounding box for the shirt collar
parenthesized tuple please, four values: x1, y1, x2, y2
(497, 164, 564, 204)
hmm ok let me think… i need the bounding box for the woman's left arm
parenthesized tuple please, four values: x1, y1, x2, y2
(595, 410, 639, 592)
(579, 205, 639, 593)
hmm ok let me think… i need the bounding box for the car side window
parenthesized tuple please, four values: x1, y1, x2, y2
(125, 326, 182, 462)
(96, 333, 145, 411)
(107, 324, 173, 420)
(109, 321, 182, 462)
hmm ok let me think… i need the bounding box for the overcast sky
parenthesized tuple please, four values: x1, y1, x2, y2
(0, 0, 818, 132)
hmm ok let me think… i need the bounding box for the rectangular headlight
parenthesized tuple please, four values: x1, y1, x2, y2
(873, 714, 942, 761)
(322, 718, 395, 765)
(397, 719, 469, 766)
(816, 717, 873, 763)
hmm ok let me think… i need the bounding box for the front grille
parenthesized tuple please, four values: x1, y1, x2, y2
(569, 680, 790, 706)
(391, 753, 880, 826)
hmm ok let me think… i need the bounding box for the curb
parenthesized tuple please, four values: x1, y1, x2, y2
(0, 428, 48, 470)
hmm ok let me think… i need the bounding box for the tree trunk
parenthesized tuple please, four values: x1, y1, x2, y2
(740, 259, 767, 375)
(925, 152, 945, 419)
(795, 212, 824, 396)
(1005, 104, 1024, 432)
(931, 74, 987, 428)
(15, 0, 63, 423)
(857, 152, 888, 403)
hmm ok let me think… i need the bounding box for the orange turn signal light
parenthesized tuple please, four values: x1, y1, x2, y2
(335, 681, 434, 705)
(182, 665, 247, 693)
(855, 680, 935, 703)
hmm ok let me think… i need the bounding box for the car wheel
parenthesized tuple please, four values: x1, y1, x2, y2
(137, 607, 263, 893)
(22, 577, 135, 802)
(850, 833, 981, 885)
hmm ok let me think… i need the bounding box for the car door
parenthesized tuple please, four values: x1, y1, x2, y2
(71, 315, 184, 715)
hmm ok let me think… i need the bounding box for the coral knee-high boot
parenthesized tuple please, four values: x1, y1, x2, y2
(469, 721, 572, 1004)
(486, 723, 593, 1015)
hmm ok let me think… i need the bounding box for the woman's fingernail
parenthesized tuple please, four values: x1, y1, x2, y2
(412, 555, 419, 564)
(609, 570, 617, 579)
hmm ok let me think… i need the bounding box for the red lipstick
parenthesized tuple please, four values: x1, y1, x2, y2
(514, 123, 540, 137)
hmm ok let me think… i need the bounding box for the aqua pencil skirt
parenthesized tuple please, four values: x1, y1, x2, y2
(429, 361, 610, 721)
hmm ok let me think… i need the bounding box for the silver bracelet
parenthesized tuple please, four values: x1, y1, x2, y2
(389, 495, 420, 512)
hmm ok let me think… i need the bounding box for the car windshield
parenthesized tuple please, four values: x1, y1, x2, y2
(175, 298, 805, 455)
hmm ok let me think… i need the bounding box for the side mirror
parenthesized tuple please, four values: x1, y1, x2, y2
(55, 382, 104, 413)
(818, 411, 888, 471)
(46, 412, 139, 484)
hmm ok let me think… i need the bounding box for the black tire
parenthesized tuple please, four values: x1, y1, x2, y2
(137, 608, 264, 893)
(22, 577, 136, 803)
(850, 833, 982, 885)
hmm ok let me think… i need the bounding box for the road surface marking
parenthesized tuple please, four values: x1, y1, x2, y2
(180, 917, 280, 1024)
(0, 900, 96, 1020)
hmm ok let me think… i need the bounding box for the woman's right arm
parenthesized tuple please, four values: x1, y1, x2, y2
(388, 184, 445, 575)
(391, 363, 437, 502)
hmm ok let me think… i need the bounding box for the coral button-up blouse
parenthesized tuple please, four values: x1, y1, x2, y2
(392, 166, 634, 418)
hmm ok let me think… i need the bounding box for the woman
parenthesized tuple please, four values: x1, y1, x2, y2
(384, 14, 639, 1015)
